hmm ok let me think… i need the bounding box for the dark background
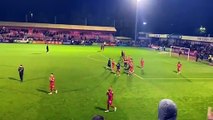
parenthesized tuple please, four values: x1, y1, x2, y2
(0, 0, 212, 37)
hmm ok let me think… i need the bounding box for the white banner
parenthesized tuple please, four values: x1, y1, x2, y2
(148, 34, 168, 38)
(182, 36, 213, 43)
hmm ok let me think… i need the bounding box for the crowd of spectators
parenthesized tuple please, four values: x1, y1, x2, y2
(147, 39, 213, 60)
(0, 27, 114, 44)
(172, 41, 213, 60)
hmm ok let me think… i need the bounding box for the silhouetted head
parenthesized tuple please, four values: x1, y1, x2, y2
(92, 115, 104, 120)
(158, 99, 177, 120)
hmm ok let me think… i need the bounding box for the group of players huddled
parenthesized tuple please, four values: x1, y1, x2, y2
(103, 50, 183, 113)
(106, 50, 145, 76)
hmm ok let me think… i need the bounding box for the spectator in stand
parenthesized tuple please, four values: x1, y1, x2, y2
(208, 55, 212, 63)
(196, 52, 200, 62)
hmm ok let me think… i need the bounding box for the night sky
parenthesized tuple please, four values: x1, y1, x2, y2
(0, 0, 213, 37)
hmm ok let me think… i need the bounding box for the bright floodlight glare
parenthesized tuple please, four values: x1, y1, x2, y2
(137, 0, 141, 2)
(143, 22, 147, 25)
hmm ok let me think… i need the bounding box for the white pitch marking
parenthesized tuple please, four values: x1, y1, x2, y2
(134, 73, 144, 80)
(99, 53, 108, 59)
(87, 54, 105, 63)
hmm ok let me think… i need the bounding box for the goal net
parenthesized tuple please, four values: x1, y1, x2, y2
(170, 46, 190, 61)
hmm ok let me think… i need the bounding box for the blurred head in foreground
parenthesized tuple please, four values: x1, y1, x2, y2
(92, 115, 104, 120)
(158, 99, 177, 120)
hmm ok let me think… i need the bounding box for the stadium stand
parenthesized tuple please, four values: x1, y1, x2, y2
(0, 21, 116, 45)
(146, 33, 213, 64)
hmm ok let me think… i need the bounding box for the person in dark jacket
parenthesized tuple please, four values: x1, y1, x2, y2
(18, 65, 24, 82)
(46, 44, 49, 53)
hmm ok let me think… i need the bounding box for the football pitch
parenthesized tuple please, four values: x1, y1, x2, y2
(0, 43, 213, 120)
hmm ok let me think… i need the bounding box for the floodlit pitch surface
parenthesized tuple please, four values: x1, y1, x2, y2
(0, 43, 213, 120)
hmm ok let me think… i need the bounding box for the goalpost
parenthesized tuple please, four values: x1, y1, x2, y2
(170, 46, 190, 61)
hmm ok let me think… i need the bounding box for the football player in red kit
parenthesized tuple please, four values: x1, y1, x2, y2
(49, 73, 58, 95)
(128, 62, 134, 75)
(140, 58, 144, 69)
(111, 59, 115, 72)
(140, 58, 145, 74)
(177, 62, 182, 74)
(105, 87, 117, 112)
(123, 56, 128, 70)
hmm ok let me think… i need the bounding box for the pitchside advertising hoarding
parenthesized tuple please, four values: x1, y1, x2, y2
(0, 40, 13, 43)
(32, 41, 62, 44)
(14, 39, 32, 43)
(62, 41, 71, 45)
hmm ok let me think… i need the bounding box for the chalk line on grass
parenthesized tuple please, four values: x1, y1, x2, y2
(134, 73, 144, 80)
(87, 54, 105, 63)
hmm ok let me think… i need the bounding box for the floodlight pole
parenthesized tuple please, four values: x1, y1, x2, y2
(134, 0, 140, 41)
(85, 18, 88, 25)
(54, 16, 57, 24)
(25, 15, 28, 22)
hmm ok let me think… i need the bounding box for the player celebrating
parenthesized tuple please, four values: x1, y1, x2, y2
(49, 73, 58, 95)
(116, 62, 121, 76)
(105, 87, 117, 112)
(177, 62, 182, 74)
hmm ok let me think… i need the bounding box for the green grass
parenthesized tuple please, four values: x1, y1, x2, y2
(0, 43, 213, 120)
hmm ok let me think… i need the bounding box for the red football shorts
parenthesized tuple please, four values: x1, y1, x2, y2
(177, 68, 181, 72)
(108, 100, 113, 105)
(50, 83, 55, 90)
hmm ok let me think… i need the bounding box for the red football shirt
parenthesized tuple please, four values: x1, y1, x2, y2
(177, 63, 182, 68)
(107, 91, 113, 101)
(141, 60, 144, 67)
(49, 76, 55, 85)
(112, 61, 115, 68)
